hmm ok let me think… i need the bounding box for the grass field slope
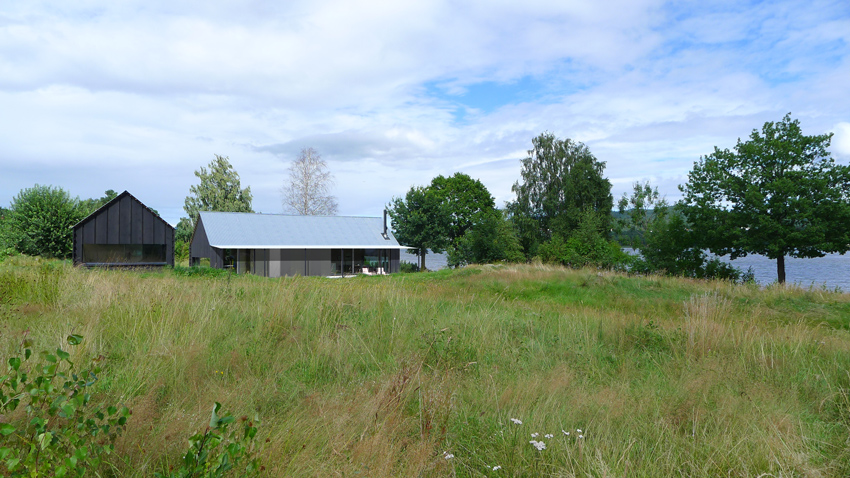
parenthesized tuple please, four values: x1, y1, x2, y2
(1, 256, 849, 477)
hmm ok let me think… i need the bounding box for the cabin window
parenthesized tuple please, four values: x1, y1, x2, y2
(82, 244, 167, 264)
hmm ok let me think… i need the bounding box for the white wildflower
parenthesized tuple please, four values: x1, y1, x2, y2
(443, 451, 455, 460)
(576, 428, 582, 433)
(531, 432, 539, 438)
(492, 465, 502, 471)
(562, 429, 570, 436)
(529, 440, 546, 451)
(510, 418, 522, 425)
(578, 434, 584, 439)
(544, 433, 553, 439)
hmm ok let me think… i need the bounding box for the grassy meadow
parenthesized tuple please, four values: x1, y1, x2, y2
(1, 255, 850, 476)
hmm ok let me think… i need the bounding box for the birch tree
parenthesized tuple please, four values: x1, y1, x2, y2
(282, 148, 338, 215)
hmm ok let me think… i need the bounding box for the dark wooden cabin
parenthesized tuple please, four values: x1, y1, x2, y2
(72, 191, 174, 267)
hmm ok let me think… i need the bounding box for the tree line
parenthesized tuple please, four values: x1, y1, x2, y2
(389, 114, 850, 283)
(3, 114, 849, 284)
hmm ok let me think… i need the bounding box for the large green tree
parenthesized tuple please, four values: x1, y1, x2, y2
(429, 173, 496, 245)
(182, 155, 254, 231)
(387, 185, 450, 271)
(681, 114, 850, 283)
(6, 185, 90, 258)
(510, 132, 613, 257)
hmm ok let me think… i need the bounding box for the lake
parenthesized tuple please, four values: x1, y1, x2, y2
(718, 253, 850, 291)
(402, 250, 850, 292)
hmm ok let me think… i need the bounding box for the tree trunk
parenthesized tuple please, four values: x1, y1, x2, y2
(777, 254, 785, 284)
(420, 250, 426, 271)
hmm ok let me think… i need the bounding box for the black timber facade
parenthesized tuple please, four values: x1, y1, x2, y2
(72, 191, 174, 267)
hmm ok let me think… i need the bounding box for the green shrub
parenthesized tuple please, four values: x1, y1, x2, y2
(0, 335, 130, 477)
(5, 185, 90, 259)
(155, 403, 263, 478)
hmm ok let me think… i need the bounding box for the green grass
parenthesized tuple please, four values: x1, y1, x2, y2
(1, 256, 850, 476)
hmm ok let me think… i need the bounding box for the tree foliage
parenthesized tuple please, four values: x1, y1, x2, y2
(510, 132, 613, 257)
(680, 113, 850, 283)
(183, 155, 253, 230)
(616, 181, 667, 249)
(537, 208, 630, 270)
(447, 209, 523, 267)
(282, 148, 338, 216)
(429, 173, 495, 244)
(79, 189, 119, 214)
(630, 207, 745, 282)
(6, 185, 90, 258)
(387, 186, 449, 271)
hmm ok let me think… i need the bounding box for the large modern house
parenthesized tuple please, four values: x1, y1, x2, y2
(189, 211, 406, 277)
(72, 191, 175, 267)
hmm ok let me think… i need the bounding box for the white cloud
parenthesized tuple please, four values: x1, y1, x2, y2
(0, 0, 848, 224)
(832, 122, 850, 159)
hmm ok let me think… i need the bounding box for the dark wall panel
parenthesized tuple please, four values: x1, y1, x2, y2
(190, 218, 211, 260)
(106, 202, 120, 244)
(280, 249, 306, 276)
(307, 249, 331, 276)
(73, 229, 83, 264)
(390, 250, 400, 273)
(83, 219, 95, 245)
(143, 211, 153, 243)
(211, 248, 224, 268)
(119, 196, 131, 244)
(94, 209, 107, 244)
(153, 217, 164, 244)
(131, 200, 143, 244)
(166, 228, 174, 266)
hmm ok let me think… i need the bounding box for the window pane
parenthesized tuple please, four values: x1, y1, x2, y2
(83, 244, 166, 263)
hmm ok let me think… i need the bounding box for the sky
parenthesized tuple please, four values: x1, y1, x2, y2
(1, 0, 849, 226)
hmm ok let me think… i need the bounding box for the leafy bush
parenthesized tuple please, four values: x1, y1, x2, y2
(5, 185, 91, 258)
(0, 334, 130, 477)
(174, 240, 190, 263)
(633, 213, 745, 281)
(538, 209, 631, 270)
(447, 210, 524, 267)
(155, 403, 263, 478)
(399, 261, 420, 273)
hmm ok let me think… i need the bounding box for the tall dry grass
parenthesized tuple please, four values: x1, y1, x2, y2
(1, 256, 849, 476)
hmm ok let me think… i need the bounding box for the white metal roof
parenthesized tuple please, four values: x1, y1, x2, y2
(198, 211, 407, 249)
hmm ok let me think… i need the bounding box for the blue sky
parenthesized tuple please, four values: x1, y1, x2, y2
(1, 0, 849, 225)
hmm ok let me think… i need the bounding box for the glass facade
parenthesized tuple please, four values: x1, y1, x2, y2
(82, 244, 166, 264)
(331, 249, 393, 276)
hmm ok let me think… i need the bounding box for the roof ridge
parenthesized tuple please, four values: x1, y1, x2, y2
(200, 211, 381, 219)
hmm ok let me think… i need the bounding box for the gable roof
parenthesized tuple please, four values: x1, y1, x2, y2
(72, 190, 173, 231)
(197, 211, 405, 249)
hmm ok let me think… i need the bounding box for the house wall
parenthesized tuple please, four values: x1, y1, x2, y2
(268, 249, 282, 277)
(281, 249, 307, 276)
(390, 249, 400, 273)
(190, 216, 212, 265)
(192, 243, 402, 277)
(73, 192, 174, 266)
(307, 249, 332, 276)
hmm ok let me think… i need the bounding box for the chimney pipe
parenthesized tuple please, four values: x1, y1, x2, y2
(383, 210, 388, 239)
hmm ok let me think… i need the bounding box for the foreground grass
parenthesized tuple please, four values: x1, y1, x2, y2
(1, 256, 850, 477)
